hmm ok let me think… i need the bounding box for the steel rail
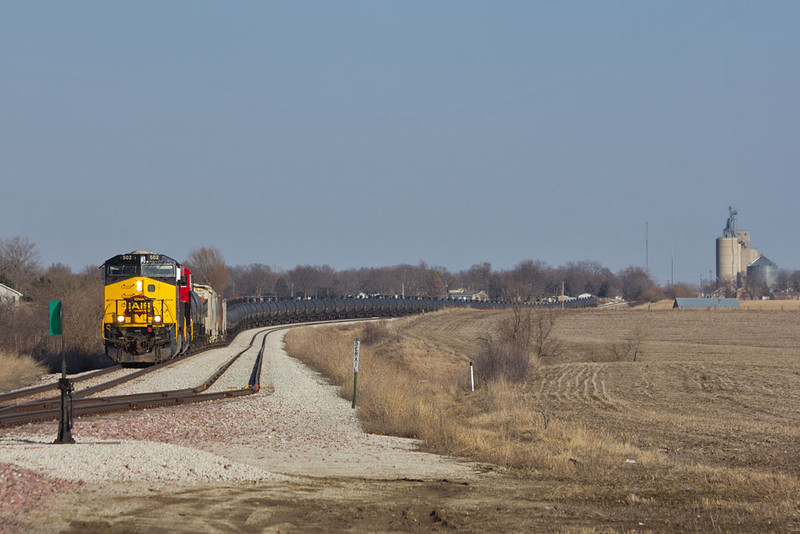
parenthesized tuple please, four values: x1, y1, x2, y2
(0, 328, 272, 427)
(192, 328, 266, 392)
(0, 343, 224, 415)
(0, 327, 236, 408)
(0, 365, 122, 406)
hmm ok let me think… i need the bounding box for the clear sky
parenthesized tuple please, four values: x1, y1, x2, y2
(1, 1, 798, 285)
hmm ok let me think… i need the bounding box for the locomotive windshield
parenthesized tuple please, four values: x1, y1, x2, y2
(141, 263, 175, 279)
(106, 264, 137, 277)
(104, 252, 177, 283)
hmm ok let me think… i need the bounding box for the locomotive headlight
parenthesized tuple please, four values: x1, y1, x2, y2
(116, 315, 126, 323)
(154, 315, 162, 323)
(136, 280, 143, 292)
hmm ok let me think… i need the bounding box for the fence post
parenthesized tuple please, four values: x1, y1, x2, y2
(352, 339, 360, 408)
(470, 361, 474, 391)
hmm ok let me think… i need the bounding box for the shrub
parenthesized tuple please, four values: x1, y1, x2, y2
(359, 321, 394, 345)
(473, 337, 533, 385)
(605, 327, 647, 362)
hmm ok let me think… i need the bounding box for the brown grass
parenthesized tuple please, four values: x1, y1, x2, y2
(285, 308, 800, 530)
(0, 350, 47, 393)
(740, 298, 800, 311)
(638, 297, 800, 311)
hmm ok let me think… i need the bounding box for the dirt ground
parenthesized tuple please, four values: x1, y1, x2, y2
(25, 471, 729, 533)
(16, 307, 800, 532)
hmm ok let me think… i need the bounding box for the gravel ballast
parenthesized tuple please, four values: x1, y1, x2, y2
(1, 326, 480, 529)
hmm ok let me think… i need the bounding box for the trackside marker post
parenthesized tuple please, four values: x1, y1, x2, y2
(470, 361, 474, 391)
(352, 339, 360, 408)
(50, 301, 75, 444)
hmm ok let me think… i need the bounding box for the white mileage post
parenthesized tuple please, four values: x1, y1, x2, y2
(352, 339, 360, 408)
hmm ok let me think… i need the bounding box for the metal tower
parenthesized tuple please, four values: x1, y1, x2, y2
(723, 206, 738, 238)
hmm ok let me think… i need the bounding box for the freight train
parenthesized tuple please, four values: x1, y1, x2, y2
(102, 251, 597, 365)
(101, 251, 224, 364)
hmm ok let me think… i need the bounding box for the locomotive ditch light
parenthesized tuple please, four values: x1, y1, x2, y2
(116, 315, 125, 323)
(154, 315, 162, 323)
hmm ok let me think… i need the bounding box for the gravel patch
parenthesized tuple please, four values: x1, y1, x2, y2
(0, 463, 83, 533)
(0, 436, 284, 484)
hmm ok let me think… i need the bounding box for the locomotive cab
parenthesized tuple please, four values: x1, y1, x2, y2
(102, 251, 188, 364)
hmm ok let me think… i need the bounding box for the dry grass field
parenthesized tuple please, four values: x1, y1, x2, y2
(285, 307, 800, 531)
(0, 351, 47, 393)
(637, 298, 800, 311)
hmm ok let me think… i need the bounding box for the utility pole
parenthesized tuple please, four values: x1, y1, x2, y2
(671, 246, 674, 287)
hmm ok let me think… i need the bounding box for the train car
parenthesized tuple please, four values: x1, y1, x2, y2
(102, 251, 194, 364)
(193, 284, 227, 343)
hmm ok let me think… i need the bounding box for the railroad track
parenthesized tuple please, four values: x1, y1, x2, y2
(0, 331, 234, 408)
(0, 328, 271, 427)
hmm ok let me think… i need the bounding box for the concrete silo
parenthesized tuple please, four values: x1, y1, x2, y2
(716, 237, 742, 284)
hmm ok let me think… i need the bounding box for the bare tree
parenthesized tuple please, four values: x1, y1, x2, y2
(510, 259, 551, 300)
(0, 236, 41, 291)
(530, 307, 562, 359)
(663, 282, 698, 299)
(790, 270, 800, 292)
(498, 305, 562, 359)
(606, 327, 648, 362)
(460, 262, 492, 292)
(775, 269, 791, 293)
(186, 247, 230, 295)
(425, 270, 446, 297)
(618, 265, 663, 304)
(556, 260, 617, 297)
(230, 263, 281, 297)
(499, 305, 534, 351)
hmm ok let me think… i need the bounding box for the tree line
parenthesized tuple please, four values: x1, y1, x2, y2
(3, 236, 800, 368)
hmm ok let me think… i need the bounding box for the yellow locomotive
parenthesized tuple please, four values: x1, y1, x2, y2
(102, 251, 197, 364)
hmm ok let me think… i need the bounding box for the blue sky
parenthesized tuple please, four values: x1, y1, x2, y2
(1, 1, 797, 285)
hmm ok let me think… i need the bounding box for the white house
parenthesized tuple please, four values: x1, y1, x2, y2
(0, 283, 22, 306)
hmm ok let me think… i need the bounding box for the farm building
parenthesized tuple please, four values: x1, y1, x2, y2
(673, 298, 740, 310)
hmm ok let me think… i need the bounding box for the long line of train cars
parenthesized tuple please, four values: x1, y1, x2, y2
(102, 251, 596, 365)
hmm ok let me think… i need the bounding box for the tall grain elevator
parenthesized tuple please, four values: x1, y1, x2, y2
(715, 207, 760, 287)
